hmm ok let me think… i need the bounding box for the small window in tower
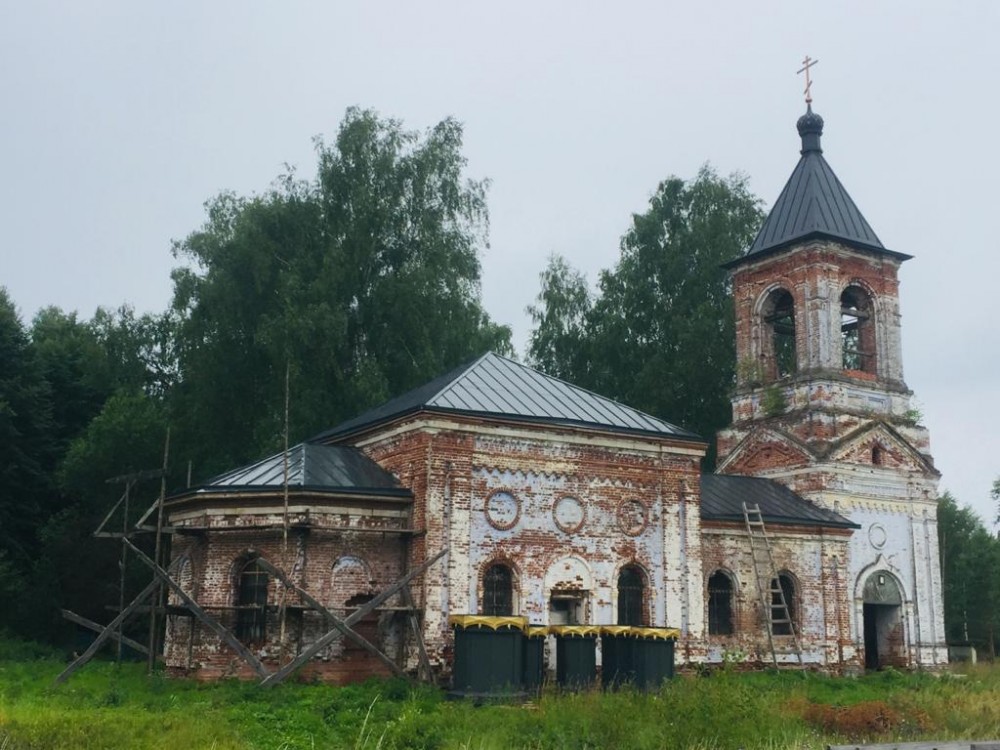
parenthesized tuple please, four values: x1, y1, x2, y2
(871, 445, 883, 465)
(763, 289, 796, 379)
(708, 570, 735, 635)
(841, 287, 876, 374)
(482, 563, 514, 616)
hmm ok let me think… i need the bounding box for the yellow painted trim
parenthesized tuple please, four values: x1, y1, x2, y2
(448, 615, 528, 631)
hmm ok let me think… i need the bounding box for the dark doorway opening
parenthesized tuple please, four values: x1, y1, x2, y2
(861, 573, 904, 670)
(863, 603, 879, 670)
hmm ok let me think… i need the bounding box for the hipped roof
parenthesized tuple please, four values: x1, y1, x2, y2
(725, 107, 911, 269)
(313, 352, 701, 443)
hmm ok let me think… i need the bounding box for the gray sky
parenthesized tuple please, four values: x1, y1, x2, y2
(2, 1, 997, 524)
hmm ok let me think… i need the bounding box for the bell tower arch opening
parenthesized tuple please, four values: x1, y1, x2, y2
(841, 285, 877, 375)
(761, 288, 797, 380)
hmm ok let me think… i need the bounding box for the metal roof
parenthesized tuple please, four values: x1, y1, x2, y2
(700, 474, 858, 529)
(190, 443, 407, 495)
(724, 107, 911, 268)
(312, 352, 701, 442)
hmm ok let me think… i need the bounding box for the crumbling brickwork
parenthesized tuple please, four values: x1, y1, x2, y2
(357, 416, 706, 671)
(718, 239, 948, 670)
(163, 503, 410, 682)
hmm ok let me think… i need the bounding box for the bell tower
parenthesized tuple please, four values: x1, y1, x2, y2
(716, 105, 948, 668)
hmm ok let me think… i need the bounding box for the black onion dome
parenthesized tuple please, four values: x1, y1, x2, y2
(796, 105, 824, 153)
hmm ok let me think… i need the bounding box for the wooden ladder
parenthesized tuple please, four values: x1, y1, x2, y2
(742, 501, 804, 668)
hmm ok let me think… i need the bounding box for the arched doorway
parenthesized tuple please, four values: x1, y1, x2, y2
(861, 572, 904, 670)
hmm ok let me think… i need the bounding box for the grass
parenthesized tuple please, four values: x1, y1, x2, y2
(1, 637, 1000, 749)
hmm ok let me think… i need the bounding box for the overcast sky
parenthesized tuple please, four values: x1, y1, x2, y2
(2, 1, 997, 524)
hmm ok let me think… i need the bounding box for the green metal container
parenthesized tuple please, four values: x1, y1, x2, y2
(551, 625, 598, 690)
(449, 615, 527, 699)
(599, 626, 636, 689)
(522, 626, 548, 693)
(632, 627, 678, 691)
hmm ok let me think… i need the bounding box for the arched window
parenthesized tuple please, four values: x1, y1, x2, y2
(841, 286, 876, 373)
(708, 571, 734, 635)
(482, 563, 514, 616)
(763, 289, 796, 379)
(617, 565, 645, 626)
(236, 558, 269, 644)
(770, 573, 796, 636)
(871, 445, 883, 465)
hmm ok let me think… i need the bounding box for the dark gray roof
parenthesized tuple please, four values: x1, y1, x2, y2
(187, 443, 408, 497)
(724, 108, 911, 269)
(700, 474, 858, 529)
(313, 352, 701, 442)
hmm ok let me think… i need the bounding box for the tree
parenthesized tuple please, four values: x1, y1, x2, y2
(938, 492, 1000, 657)
(526, 255, 591, 382)
(993, 476, 1000, 525)
(170, 108, 511, 478)
(0, 290, 54, 570)
(32, 391, 171, 637)
(30, 308, 113, 455)
(527, 167, 764, 451)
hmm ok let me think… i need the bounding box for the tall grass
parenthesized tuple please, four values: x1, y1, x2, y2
(1, 634, 999, 749)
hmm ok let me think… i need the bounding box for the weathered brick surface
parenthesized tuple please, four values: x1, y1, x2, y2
(356, 417, 706, 672)
(163, 503, 409, 683)
(700, 522, 854, 667)
(719, 238, 948, 669)
(162, 229, 948, 678)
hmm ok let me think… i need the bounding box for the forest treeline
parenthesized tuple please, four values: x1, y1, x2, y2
(0, 108, 997, 656)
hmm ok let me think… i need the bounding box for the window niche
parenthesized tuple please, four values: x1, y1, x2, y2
(235, 558, 269, 644)
(482, 563, 514, 616)
(770, 573, 796, 636)
(617, 565, 646, 626)
(707, 570, 735, 635)
(762, 289, 797, 380)
(841, 286, 876, 374)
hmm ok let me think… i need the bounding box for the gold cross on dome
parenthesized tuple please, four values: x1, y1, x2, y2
(797, 55, 819, 104)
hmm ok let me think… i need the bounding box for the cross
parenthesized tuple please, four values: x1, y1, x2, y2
(797, 55, 819, 104)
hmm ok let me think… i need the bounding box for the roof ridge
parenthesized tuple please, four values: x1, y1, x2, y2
(427, 351, 494, 404)
(488, 352, 691, 434)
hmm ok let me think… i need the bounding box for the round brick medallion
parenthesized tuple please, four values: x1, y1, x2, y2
(485, 490, 520, 531)
(553, 496, 586, 534)
(617, 498, 648, 536)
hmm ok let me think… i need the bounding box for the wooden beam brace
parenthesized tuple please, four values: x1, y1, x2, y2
(54, 557, 183, 685)
(106, 468, 164, 485)
(61, 609, 160, 660)
(92, 490, 127, 537)
(253, 558, 409, 681)
(400, 584, 432, 682)
(260, 548, 447, 687)
(124, 540, 270, 680)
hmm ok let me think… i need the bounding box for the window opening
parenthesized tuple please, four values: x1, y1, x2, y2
(617, 566, 645, 626)
(708, 571, 734, 635)
(764, 289, 796, 378)
(236, 559, 268, 644)
(871, 445, 883, 465)
(483, 563, 514, 616)
(549, 593, 585, 625)
(345, 593, 379, 652)
(841, 287, 876, 373)
(770, 574, 796, 636)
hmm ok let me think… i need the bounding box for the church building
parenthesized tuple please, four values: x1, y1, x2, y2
(161, 105, 948, 681)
